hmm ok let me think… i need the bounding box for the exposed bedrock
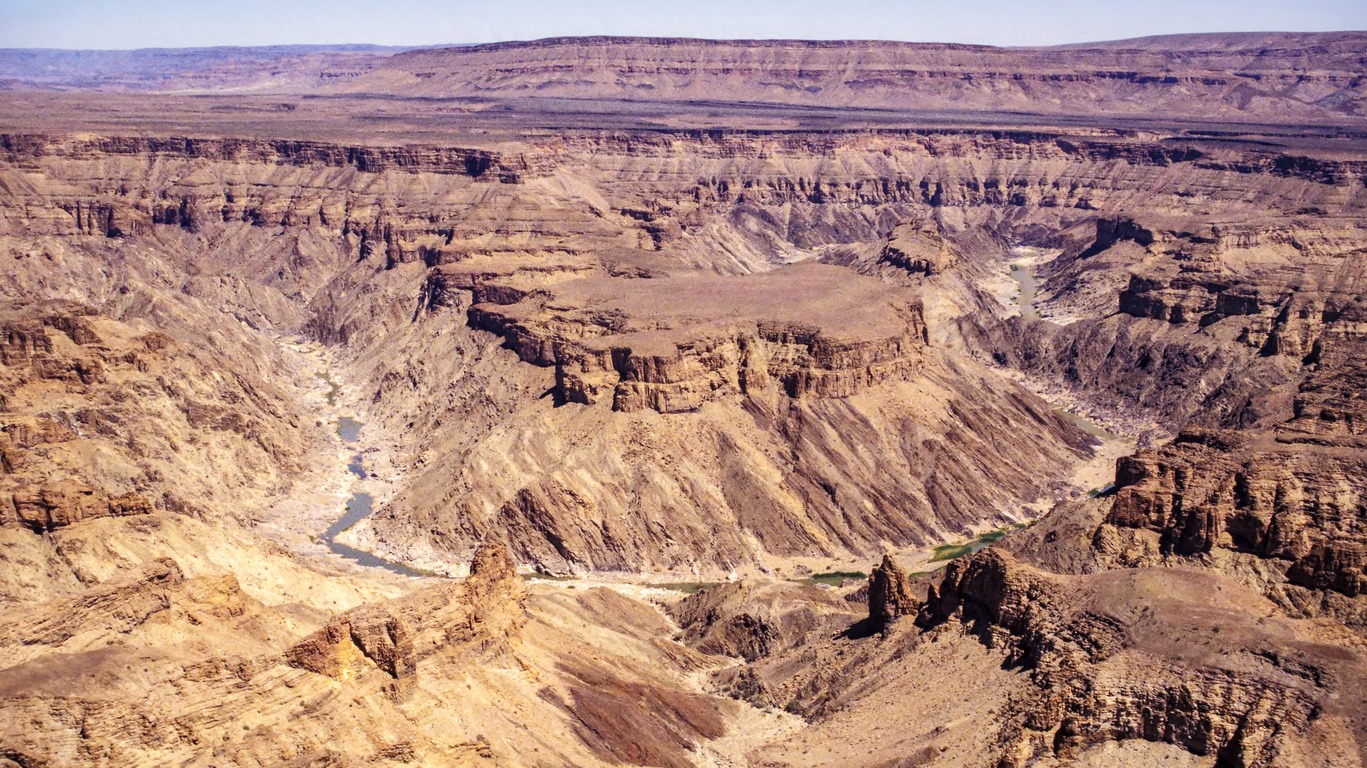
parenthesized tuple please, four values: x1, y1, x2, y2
(0, 528, 745, 767)
(285, 540, 526, 696)
(0, 301, 319, 532)
(2, 127, 1362, 578)
(1, 480, 152, 533)
(356, 331, 1093, 574)
(1092, 338, 1367, 625)
(3, 33, 1367, 768)
(867, 554, 921, 632)
(464, 263, 928, 413)
(976, 202, 1367, 431)
(6, 34, 1367, 125)
(347, 35, 1367, 122)
(669, 579, 854, 661)
(1, 134, 523, 181)
(919, 549, 1366, 768)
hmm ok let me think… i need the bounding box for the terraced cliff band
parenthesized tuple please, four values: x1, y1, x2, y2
(0, 31, 1365, 768)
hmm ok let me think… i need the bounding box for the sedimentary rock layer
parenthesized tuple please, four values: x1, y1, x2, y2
(6, 34, 1367, 124)
(0, 33, 1366, 766)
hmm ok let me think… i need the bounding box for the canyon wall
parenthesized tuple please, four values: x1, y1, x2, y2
(6, 34, 1366, 124)
(1, 33, 1366, 764)
(4, 121, 1363, 574)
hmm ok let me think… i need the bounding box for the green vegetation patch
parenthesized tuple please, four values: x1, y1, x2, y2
(930, 543, 975, 562)
(929, 524, 1028, 563)
(799, 571, 866, 587)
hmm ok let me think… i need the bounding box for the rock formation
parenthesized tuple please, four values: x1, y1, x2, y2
(910, 550, 1365, 768)
(670, 579, 854, 661)
(0, 30, 1364, 768)
(867, 554, 920, 631)
(465, 263, 928, 412)
(286, 540, 524, 699)
(7, 34, 1366, 122)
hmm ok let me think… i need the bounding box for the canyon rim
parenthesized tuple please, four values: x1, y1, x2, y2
(0, 24, 1365, 768)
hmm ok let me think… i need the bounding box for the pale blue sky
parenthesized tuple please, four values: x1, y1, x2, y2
(1, 0, 1364, 49)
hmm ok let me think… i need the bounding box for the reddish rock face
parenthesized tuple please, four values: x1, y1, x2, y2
(913, 550, 1353, 768)
(467, 263, 928, 413)
(2, 482, 152, 533)
(1, 31, 1367, 768)
(868, 555, 919, 630)
(286, 539, 526, 695)
(1098, 345, 1367, 615)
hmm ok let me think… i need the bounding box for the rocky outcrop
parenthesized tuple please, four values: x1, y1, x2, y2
(918, 550, 1060, 648)
(1100, 432, 1367, 595)
(4, 134, 527, 181)
(285, 605, 415, 684)
(0, 533, 749, 768)
(877, 221, 957, 277)
(466, 263, 928, 413)
(1, 481, 152, 532)
(867, 555, 920, 631)
(285, 540, 526, 692)
(979, 204, 1367, 432)
(670, 579, 856, 661)
(1093, 334, 1367, 621)
(1115, 261, 1367, 361)
(0, 301, 321, 531)
(919, 550, 1353, 768)
(0, 555, 266, 677)
(1078, 217, 1155, 258)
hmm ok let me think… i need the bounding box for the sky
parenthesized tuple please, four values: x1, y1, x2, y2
(1, 0, 1364, 50)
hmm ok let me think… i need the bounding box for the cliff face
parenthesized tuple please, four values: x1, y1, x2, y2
(1093, 339, 1367, 623)
(464, 263, 928, 413)
(0, 538, 752, 767)
(5, 122, 1362, 574)
(669, 578, 854, 662)
(0, 300, 321, 536)
(913, 550, 1364, 768)
(5, 128, 1124, 574)
(7, 35, 1365, 124)
(284, 540, 526, 693)
(355, 35, 1367, 121)
(975, 173, 1365, 430)
(4, 31, 1367, 768)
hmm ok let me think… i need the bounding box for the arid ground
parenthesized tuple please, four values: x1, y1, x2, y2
(0, 33, 1365, 767)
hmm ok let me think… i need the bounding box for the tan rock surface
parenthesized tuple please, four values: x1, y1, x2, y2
(0, 32, 1365, 767)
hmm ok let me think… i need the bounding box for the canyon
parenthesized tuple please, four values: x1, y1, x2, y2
(0, 32, 1364, 767)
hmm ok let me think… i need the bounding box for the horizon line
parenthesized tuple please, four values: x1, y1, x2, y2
(3, 29, 1366, 54)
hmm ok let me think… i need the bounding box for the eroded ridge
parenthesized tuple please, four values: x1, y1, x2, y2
(466, 264, 928, 412)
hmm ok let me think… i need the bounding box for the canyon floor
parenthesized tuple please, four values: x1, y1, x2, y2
(1, 33, 1366, 768)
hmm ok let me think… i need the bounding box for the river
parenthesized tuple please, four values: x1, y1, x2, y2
(321, 416, 423, 577)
